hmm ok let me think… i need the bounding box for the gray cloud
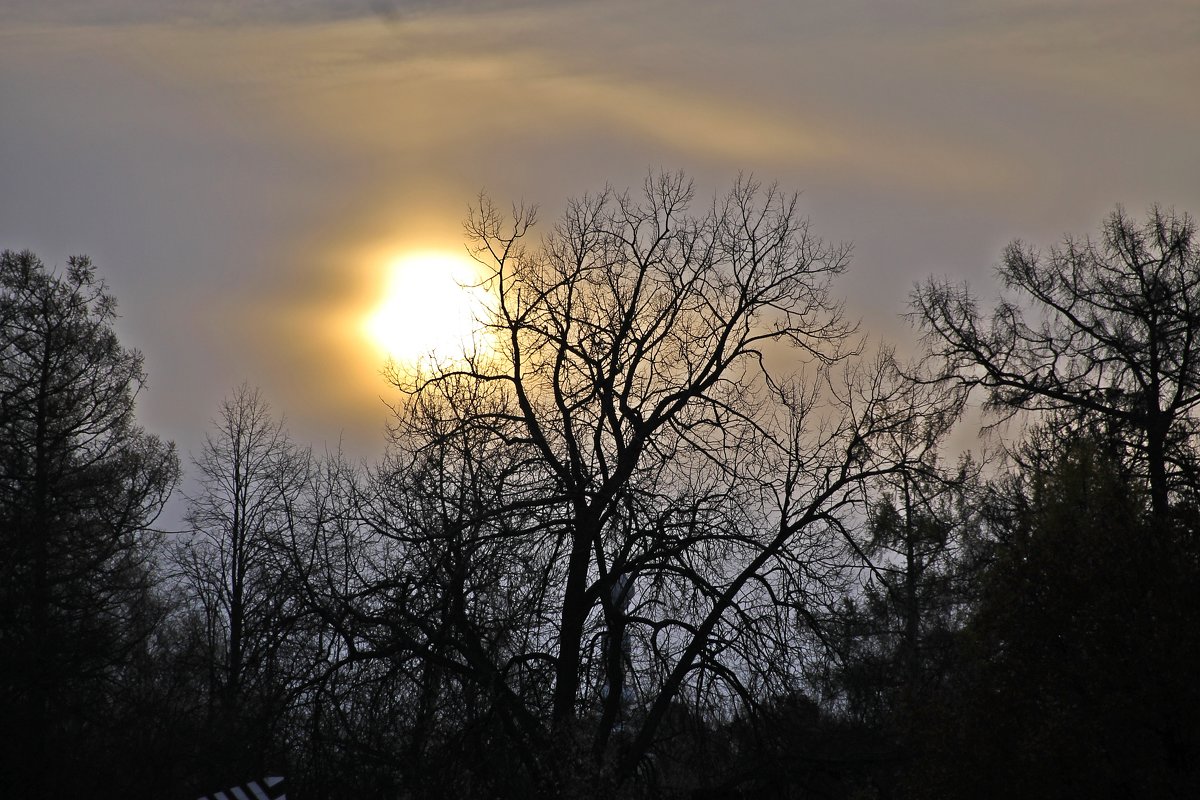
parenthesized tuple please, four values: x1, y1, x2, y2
(2, 0, 1197, 475)
(0, 0, 577, 26)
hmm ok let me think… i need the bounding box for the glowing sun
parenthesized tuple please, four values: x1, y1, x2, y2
(364, 252, 490, 366)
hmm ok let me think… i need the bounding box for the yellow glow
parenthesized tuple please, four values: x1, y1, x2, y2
(364, 251, 491, 368)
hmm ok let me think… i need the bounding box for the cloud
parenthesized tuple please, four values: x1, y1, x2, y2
(0, 0, 576, 27)
(19, 0, 1193, 204)
(5, 0, 1197, 465)
(86, 10, 1027, 198)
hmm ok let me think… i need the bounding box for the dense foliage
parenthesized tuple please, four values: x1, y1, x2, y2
(0, 250, 179, 799)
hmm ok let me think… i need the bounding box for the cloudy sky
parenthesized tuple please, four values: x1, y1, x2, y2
(3, 0, 1198, 484)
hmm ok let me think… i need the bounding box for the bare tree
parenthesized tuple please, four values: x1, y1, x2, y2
(310, 173, 959, 796)
(177, 384, 311, 769)
(911, 206, 1200, 526)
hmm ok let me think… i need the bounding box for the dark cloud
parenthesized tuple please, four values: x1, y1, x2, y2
(1, 0, 579, 26)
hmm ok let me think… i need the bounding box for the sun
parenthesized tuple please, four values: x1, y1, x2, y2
(364, 251, 491, 367)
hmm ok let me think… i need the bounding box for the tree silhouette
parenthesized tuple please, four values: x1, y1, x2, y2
(0, 250, 178, 799)
(912, 206, 1200, 527)
(304, 173, 959, 796)
(914, 432, 1200, 798)
(177, 384, 312, 784)
(832, 454, 980, 728)
(14, 196, 1199, 799)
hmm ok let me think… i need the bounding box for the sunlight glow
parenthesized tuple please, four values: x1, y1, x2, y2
(363, 251, 491, 368)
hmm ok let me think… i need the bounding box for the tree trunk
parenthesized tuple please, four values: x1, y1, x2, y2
(552, 522, 594, 726)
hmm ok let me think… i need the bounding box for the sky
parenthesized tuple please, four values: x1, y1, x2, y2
(2, 0, 1199, 499)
